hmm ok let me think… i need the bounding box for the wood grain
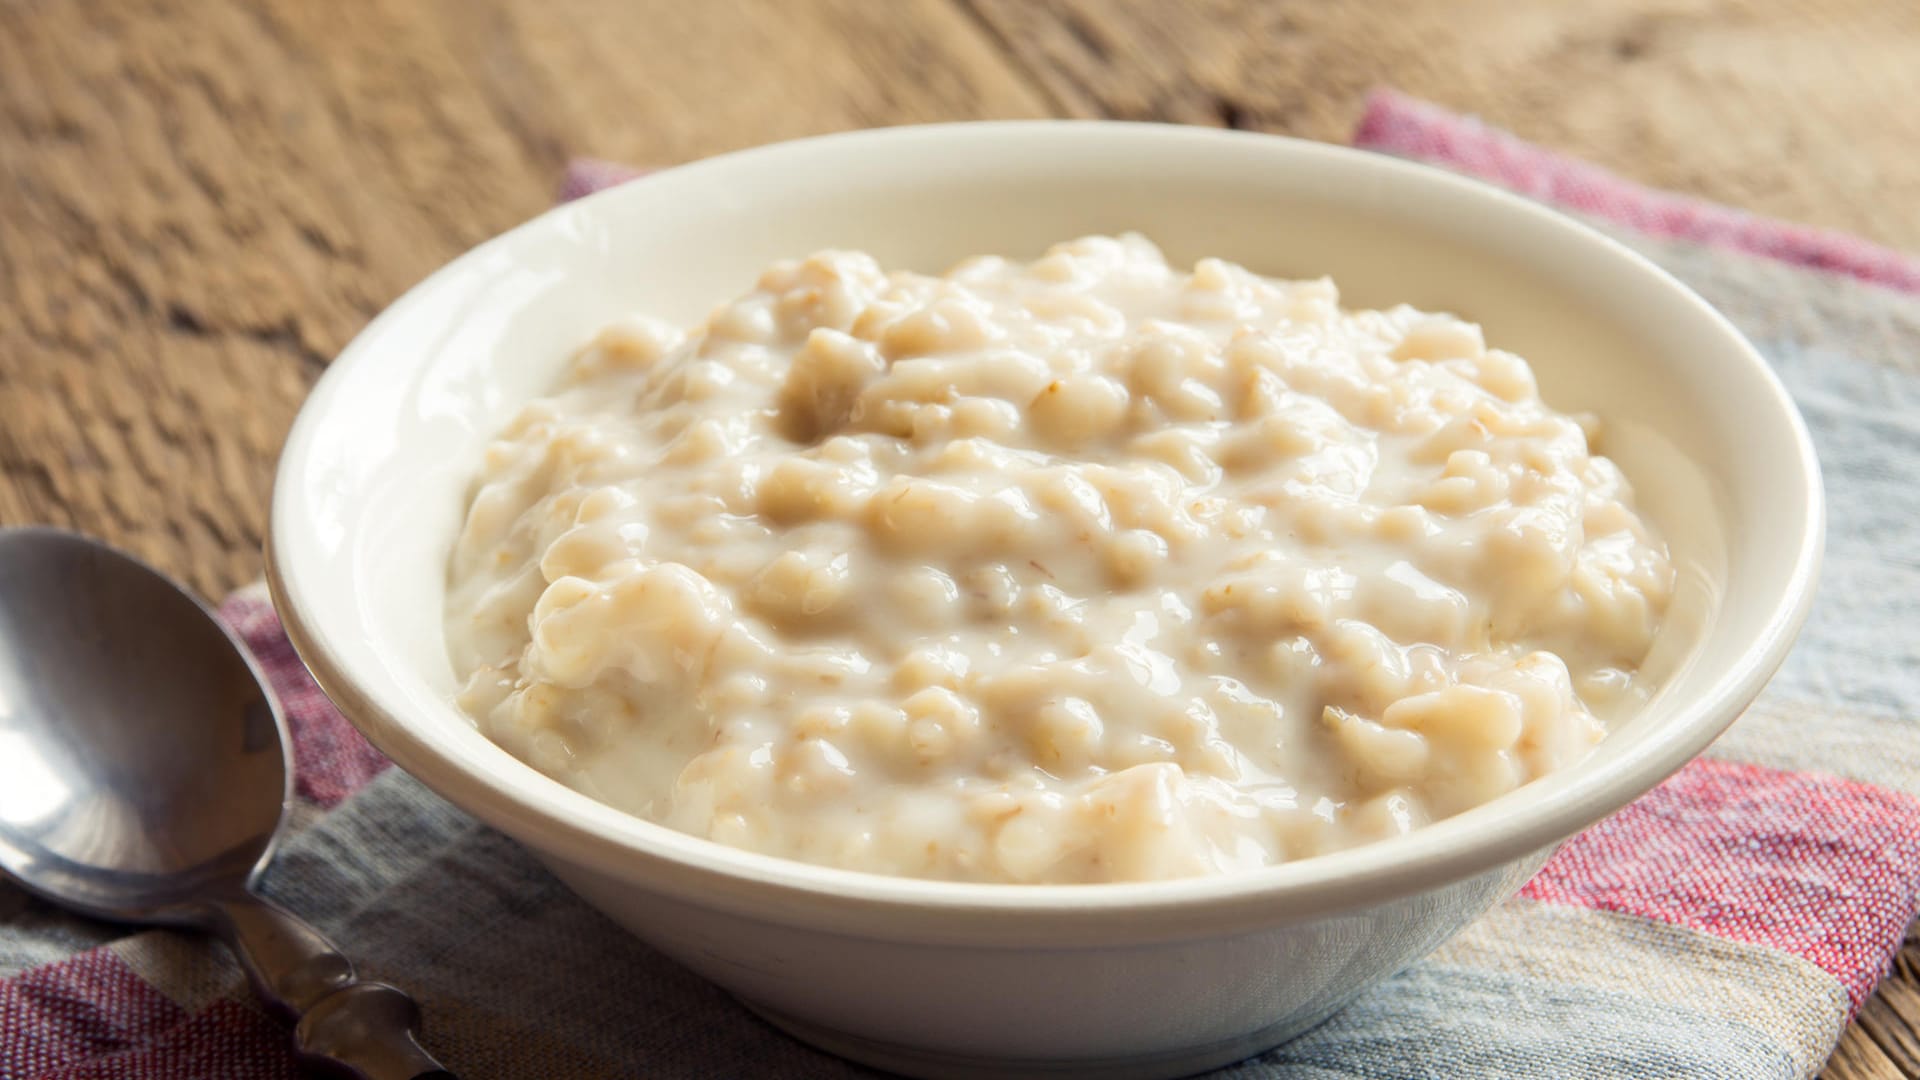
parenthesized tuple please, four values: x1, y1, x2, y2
(1857, 923, 1920, 1077)
(1, 1, 1916, 1076)
(0, 0, 1045, 596)
(1832, 1028, 1908, 1080)
(965, 0, 1920, 251)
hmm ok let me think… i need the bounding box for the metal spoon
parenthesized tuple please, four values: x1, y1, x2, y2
(0, 527, 456, 1079)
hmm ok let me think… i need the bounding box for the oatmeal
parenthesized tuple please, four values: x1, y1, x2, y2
(445, 235, 1672, 884)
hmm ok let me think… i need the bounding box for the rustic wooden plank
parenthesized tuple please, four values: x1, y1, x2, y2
(1858, 974, 1920, 1076)
(1828, 1023, 1905, 1080)
(1853, 924, 1920, 1076)
(964, 0, 1920, 251)
(0, 0, 1047, 597)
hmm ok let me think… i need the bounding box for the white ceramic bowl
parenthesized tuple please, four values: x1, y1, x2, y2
(268, 122, 1822, 1079)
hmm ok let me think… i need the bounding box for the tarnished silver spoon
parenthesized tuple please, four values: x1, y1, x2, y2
(0, 527, 456, 1079)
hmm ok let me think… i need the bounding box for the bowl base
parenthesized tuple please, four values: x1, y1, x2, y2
(738, 994, 1354, 1080)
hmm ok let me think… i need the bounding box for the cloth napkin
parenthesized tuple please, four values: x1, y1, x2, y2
(8, 90, 1920, 1079)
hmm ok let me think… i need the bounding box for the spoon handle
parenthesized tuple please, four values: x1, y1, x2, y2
(204, 894, 458, 1080)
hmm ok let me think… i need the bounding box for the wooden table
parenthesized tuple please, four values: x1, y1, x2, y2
(3, 2, 1917, 1074)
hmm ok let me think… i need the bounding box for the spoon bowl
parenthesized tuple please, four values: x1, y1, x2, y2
(0, 527, 456, 1080)
(0, 527, 287, 918)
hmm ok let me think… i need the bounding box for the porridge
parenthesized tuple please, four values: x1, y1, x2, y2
(445, 235, 1672, 884)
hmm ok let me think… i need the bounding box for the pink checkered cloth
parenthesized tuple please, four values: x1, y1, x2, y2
(7, 91, 1920, 1078)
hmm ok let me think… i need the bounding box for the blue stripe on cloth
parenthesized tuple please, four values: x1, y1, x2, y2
(1224, 963, 1798, 1079)
(1762, 343, 1920, 717)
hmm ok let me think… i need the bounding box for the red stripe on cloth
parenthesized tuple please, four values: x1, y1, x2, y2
(0, 950, 185, 1075)
(1523, 757, 1920, 1012)
(558, 158, 647, 203)
(1353, 88, 1920, 295)
(218, 594, 390, 808)
(39, 1000, 300, 1080)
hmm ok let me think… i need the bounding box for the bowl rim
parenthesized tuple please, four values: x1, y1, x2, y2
(268, 120, 1824, 945)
